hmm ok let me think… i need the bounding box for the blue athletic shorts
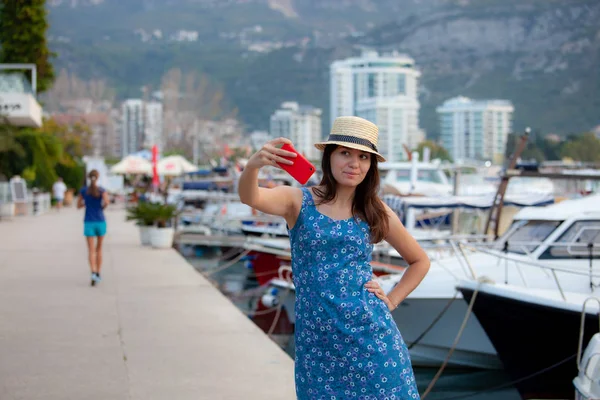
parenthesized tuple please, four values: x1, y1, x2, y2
(84, 221, 107, 237)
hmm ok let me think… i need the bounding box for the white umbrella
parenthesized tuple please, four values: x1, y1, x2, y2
(109, 155, 152, 175)
(157, 155, 199, 176)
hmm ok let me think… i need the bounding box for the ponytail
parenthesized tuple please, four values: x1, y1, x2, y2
(87, 170, 101, 198)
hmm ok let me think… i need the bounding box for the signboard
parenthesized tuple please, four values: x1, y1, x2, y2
(0, 93, 42, 127)
(9, 176, 27, 203)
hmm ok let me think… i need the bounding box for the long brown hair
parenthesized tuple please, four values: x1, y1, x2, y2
(86, 169, 101, 198)
(313, 145, 389, 243)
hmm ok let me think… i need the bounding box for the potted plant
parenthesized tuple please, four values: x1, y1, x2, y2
(149, 203, 180, 249)
(126, 202, 158, 246)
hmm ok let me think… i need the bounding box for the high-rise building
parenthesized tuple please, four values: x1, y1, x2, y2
(437, 96, 514, 164)
(330, 50, 423, 161)
(121, 99, 144, 157)
(120, 99, 163, 157)
(144, 101, 164, 149)
(270, 102, 322, 160)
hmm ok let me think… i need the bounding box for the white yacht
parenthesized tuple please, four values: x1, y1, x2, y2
(379, 159, 453, 197)
(377, 194, 600, 369)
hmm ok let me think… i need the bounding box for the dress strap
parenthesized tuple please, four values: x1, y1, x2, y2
(301, 187, 315, 207)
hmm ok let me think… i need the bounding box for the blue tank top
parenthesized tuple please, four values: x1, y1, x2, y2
(80, 187, 105, 222)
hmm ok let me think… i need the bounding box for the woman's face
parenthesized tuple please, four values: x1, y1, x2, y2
(330, 146, 372, 187)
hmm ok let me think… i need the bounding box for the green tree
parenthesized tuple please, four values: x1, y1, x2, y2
(40, 119, 90, 189)
(163, 149, 187, 157)
(55, 159, 85, 191)
(504, 133, 556, 162)
(415, 140, 452, 162)
(0, 119, 90, 190)
(0, 0, 55, 93)
(43, 118, 92, 159)
(536, 137, 562, 161)
(14, 129, 63, 190)
(0, 124, 25, 178)
(561, 133, 600, 162)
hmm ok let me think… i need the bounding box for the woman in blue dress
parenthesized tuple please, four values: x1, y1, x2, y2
(239, 116, 430, 399)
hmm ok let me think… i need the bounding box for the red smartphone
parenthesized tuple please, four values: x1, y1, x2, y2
(277, 143, 316, 185)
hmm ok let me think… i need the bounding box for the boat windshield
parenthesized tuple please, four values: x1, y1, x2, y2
(496, 220, 562, 255)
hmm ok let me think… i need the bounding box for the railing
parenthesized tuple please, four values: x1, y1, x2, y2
(577, 297, 600, 371)
(178, 207, 287, 237)
(375, 235, 600, 303)
(457, 241, 600, 301)
(0, 183, 51, 218)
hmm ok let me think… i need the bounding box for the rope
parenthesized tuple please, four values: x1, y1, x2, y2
(253, 268, 291, 277)
(249, 305, 282, 316)
(202, 249, 251, 276)
(408, 291, 459, 350)
(228, 282, 273, 301)
(421, 285, 480, 399)
(217, 246, 246, 261)
(267, 277, 294, 336)
(436, 353, 577, 400)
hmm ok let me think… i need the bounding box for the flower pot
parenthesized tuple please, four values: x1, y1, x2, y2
(150, 227, 175, 249)
(139, 226, 153, 246)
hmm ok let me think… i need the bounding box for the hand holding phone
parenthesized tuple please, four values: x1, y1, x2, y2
(276, 143, 316, 185)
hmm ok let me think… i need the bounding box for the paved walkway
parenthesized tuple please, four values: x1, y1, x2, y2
(0, 205, 295, 400)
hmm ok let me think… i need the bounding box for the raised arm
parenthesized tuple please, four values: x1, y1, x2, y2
(238, 137, 301, 223)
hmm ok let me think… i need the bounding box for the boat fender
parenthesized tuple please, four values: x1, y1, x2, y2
(261, 294, 279, 308)
(574, 333, 600, 399)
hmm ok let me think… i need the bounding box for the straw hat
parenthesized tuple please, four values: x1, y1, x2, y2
(315, 116, 386, 162)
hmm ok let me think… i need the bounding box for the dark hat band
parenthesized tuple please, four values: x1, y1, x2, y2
(327, 134, 378, 152)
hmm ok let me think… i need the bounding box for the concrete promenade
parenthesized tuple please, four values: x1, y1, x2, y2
(0, 205, 295, 400)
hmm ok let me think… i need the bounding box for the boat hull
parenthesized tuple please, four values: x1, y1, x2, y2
(459, 287, 599, 399)
(391, 297, 502, 369)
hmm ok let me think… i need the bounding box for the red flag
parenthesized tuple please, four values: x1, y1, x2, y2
(151, 145, 159, 189)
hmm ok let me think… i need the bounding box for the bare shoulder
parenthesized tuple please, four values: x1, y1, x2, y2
(381, 200, 396, 217)
(381, 200, 403, 227)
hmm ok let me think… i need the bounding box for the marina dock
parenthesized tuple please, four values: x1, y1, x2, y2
(0, 206, 295, 400)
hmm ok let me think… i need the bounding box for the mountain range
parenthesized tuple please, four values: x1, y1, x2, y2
(46, 0, 600, 139)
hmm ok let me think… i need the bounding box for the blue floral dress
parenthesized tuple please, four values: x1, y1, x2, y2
(289, 187, 420, 400)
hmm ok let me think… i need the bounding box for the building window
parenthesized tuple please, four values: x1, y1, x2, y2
(368, 73, 376, 97)
(397, 73, 406, 95)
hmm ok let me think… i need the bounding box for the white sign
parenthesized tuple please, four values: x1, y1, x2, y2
(9, 176, 27, 203)
(0, 93, 42, 127)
